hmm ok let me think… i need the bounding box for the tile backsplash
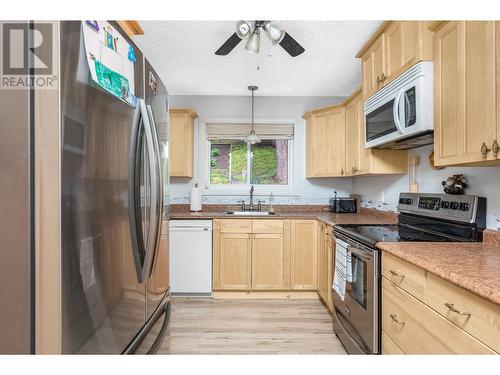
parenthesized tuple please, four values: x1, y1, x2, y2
(170, 196, 332, 206)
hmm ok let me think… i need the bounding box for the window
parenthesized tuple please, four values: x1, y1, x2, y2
(209, 139, 289, 185)
(206, 122, 293, 187)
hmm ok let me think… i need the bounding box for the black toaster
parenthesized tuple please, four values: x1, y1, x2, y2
(328, 193, 357, 213)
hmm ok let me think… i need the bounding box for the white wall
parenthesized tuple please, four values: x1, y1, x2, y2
(352, 144, 500, 230)
(169, 95, 352, 205)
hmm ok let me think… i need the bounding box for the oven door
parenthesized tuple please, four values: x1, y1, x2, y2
(332, 239, 378, 354)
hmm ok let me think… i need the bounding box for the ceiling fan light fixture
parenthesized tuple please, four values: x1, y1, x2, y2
(236, 20, 252, 39)
(245, 28, 260, 54)
(264, 22, 285, 45)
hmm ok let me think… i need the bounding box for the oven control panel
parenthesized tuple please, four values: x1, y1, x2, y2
(397, 192, 486, 224)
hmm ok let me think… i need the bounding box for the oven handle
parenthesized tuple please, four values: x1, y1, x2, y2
(334, 234, 373, 262)
(393, 89, 405, 134)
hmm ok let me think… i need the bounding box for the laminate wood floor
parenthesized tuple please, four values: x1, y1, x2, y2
(155, 298, 347, 354)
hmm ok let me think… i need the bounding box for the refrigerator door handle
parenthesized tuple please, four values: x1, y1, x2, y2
(128, 103, 147, 283)
(128, 99, 160, 283)
(146, 104, 163, 278)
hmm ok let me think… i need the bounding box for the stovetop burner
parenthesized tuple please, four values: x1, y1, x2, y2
(334, 224, 454, 247)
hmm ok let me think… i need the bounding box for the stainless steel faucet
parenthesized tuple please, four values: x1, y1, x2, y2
(249, 185, 254, 211)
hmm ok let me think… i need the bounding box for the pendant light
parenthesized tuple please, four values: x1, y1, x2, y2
(245, 85, 261, 145)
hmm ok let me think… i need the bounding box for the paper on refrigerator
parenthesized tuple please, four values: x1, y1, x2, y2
(81, 21, 137, 107)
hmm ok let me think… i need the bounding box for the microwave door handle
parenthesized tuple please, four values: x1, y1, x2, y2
(393, 89, 405, 134)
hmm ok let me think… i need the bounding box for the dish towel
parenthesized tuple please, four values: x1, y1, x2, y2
(333, 238, 352, 301)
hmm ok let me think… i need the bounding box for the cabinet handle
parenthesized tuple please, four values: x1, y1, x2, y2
(444, 302, 471, 316)
(390, 314, 405, 325)
(376, 76, 381, 85)
(492, 140, 499, 158)
(341, 169, 344, 176)
(351, 166, 358, 174)
(389, 269, 405, 278)
(481, 142, 491, 158)
(381, 73, 387, 82)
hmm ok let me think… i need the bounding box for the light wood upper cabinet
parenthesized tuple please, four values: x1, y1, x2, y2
(433, 21, 500, 167)
(290, 220, 318, 290)
(305, 107, 345, 177)
(358, 21, 433, 99)
(169, 108, 197, 177)
(343, 90, 408, 177)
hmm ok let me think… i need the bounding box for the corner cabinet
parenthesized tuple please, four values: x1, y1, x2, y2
(357, 21, 434, 99)
(432, 21, 500, 167)
(305, 89, 407, 178)
(305, 106, 346, 177)
(169, 108, 197, 177)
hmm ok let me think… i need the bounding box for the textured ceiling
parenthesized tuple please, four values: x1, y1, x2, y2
(133, 21, 382, 96)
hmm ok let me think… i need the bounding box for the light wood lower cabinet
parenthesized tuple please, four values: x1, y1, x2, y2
(290, 220, 318, 290)
(317, 222, 327, 300)
(326, 226, 334, 312)
(219, 233, 252, 290)
(213, 219, 292, 292)
(381, 252, 499, 354)
(251, 233, 287, 290)
(381, 330, 404, 355)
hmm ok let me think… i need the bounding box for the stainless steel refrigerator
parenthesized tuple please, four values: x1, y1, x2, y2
(0, 20, 171, 354)
(60, 21, 170, 354)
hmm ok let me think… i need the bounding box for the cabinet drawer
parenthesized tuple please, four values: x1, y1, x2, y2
(381, 330, 404, 354)
(426, 272, 500, 353)
(382, 277, 494, 354)
(382, 252, 426, 301)
(252, 220, 283, 234)
(220, 219, 252, 233)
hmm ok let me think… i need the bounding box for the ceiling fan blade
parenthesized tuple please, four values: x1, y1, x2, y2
(215, 33, 242, 55)
(278, 32, 305, 57)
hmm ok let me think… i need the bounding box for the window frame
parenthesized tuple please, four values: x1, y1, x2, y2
(202, 119, 295, 196)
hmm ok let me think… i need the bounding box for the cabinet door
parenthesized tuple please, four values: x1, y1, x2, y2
(169, 111, 194, 177)
(385, 22, 404, 79)
(290, 220, 318, 290)
(317, 223, 327, 300)
(329, 108, 346, 176)
(251, 233, 286, 290)
(326, 228, 334, 311)
(385, 22, 419, 82)
(435, 21, 496, 166)
(345, 95, 360, 176)
(372, 37, 386, 93)
(311, 112, 331, 176)
(219, 233, 251, 290)
(362, 51, 375, 98)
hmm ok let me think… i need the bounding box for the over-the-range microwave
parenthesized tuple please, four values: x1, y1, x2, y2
(364, 61, 434, 149)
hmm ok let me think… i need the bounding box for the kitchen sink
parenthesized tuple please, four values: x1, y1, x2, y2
(226, 211, 277, 216)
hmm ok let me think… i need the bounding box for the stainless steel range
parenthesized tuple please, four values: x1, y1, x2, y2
(332, 192, 486, 354)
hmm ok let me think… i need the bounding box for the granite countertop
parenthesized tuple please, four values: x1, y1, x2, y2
(168, 208, 398, 227)
(377, 241, 500, 306)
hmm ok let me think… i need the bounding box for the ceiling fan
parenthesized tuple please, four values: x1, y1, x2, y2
(215, 21, 305, 57)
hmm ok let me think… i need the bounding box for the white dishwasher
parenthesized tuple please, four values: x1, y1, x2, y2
(169, 220, 212, 296)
